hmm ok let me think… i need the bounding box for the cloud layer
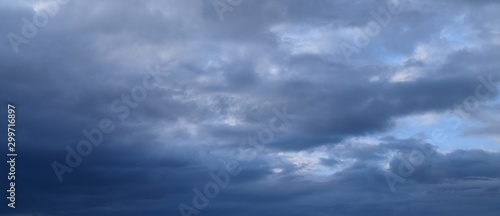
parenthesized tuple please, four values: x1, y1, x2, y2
(1, 0, 500, 215)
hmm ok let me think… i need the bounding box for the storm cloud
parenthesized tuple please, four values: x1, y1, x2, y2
(1, 0, 500, 215)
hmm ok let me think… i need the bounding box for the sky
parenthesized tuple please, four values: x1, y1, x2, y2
(1, 0, 500, 215)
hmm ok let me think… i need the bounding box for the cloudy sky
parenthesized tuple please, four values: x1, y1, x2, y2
(1, 0, 500, 215)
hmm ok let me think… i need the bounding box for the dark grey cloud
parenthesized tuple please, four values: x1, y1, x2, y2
(1, 0, 500, 215)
